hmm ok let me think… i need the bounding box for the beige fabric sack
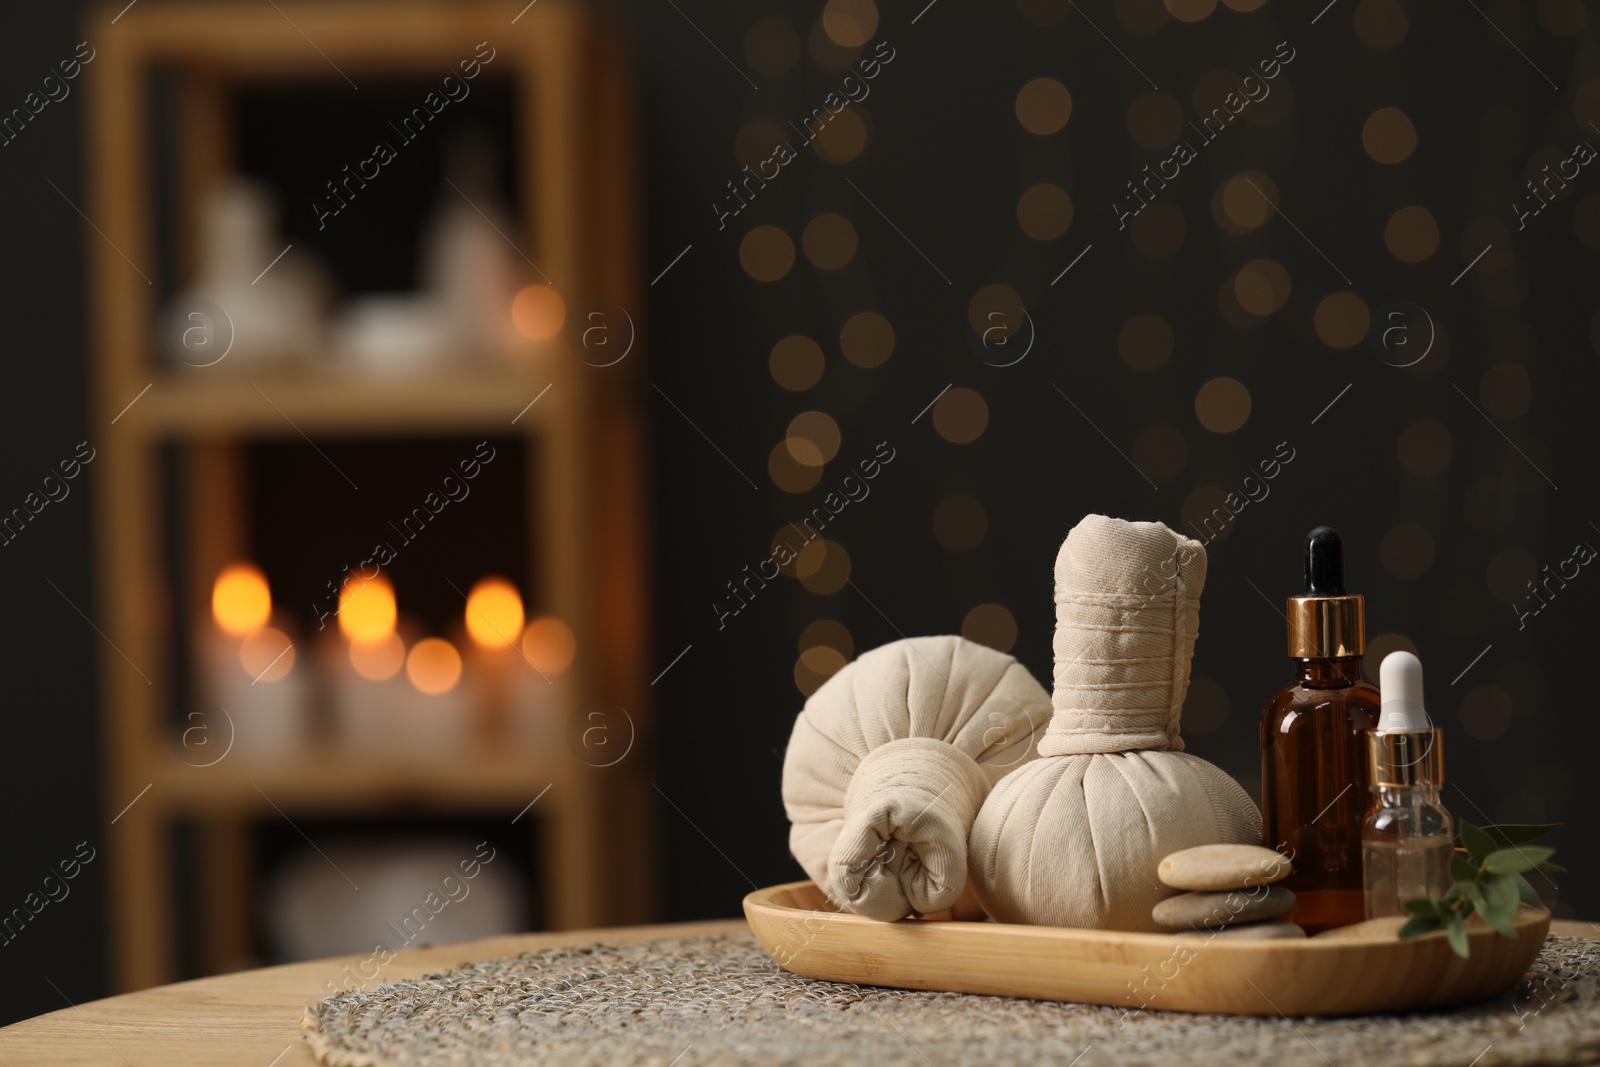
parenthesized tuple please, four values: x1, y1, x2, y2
(969, 515, 1262, 931)
(782, 636, 1051, 921)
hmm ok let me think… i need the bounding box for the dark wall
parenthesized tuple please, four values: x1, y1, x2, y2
(1, 0, 1596, 1026)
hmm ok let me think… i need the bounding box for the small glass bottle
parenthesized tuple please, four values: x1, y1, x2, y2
(1261, 527, 1381, 932)
(1362, 728, 1452, 918)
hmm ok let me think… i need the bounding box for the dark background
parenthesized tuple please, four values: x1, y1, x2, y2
(2, 0, 1596, 1026)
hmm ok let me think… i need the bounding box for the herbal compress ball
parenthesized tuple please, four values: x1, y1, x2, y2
(783, 636, 1051, 920)
(969, 515, 1263, 932)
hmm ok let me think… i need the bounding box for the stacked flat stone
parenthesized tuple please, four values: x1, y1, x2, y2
(1152, 844, 1305, 939)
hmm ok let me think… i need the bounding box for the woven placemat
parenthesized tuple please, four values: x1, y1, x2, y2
(302, 932, 1600, 1067)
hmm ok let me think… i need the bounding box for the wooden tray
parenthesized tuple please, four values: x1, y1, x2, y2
(744, 880, 1550, 1017)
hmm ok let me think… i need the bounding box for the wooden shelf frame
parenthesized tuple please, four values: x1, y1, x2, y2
(85, 1, 652, 991)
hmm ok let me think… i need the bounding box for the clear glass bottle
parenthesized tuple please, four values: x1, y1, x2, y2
(1362, 728, 1452, 919)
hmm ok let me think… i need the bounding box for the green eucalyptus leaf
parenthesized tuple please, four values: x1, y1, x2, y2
(1398, 915, 1443, 939)
(1512, 872, 1543, 908)
(1478, 875, 1519, 937)
(1449, 854, 1479, 884)
(1479, 823, 1563, 849)
(1483, 847, 1556, 875)
(1405, 897, 1445, 919)
(1462, 879, 1487, 911)
(1533, 860, 1566, 875)
(1443, 882, 1465, 907)
(1459, 821, 1497, 863)
(1446, 913, 1470, 958)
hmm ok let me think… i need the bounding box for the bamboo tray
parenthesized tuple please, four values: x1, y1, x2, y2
(744, 880, 1550, 1016)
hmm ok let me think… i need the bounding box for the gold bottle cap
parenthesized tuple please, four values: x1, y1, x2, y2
(1366, 728, 1444, 787)
(1287, 594, 1365, 658)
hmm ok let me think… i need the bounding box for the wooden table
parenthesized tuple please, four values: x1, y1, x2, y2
(0, 919, 746, 1065)
(3, 918, 1594, 1065)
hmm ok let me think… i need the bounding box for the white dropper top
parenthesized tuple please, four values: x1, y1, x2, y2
(1377, 650, 1429, 730)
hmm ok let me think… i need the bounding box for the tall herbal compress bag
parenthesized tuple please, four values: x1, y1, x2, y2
(783, 636, 1052, 920)
(969, 515, 1263, 931)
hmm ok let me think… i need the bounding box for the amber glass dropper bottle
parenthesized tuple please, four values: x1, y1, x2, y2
(1260, 526, 1381, 932)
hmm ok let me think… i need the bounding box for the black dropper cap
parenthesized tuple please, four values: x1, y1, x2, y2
(1303, 526, 1346, 596)
(1289, 526, 1363, 657)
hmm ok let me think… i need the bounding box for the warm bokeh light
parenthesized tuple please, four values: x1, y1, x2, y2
(840, 311, 894, 367)
(1385, 205, 1440, 262)
(932, 387, 989, 444)
(786, 411, 841, 467)
(1354, 0, 1408, 48)
(406, 637, 463, 695)
(1233, 258, 1291, 316)
(770, 334, 825, 390)
(740, 225, 795, 281)
(811, 107, 869, 163)
(338, 574, 397, 644)
(797, 539, 851, 594)
(1016, 184, 1074, 240)
(801, 213, 858, 269)
(212, 562, 271, 637)
(1195, 377, 1252, 433)
(1165, 0, 1217, 22)
(350, 631, 406, 681)
(1015, 78, 1073, 135)
(522, 616, 577, 674)
(799, 618, 854, 660)
(962, 603, 1018, 653)
(464, 576, 526, 650)
(239, 626, 295, 682)
(1313, 292, 1371, 349)
(769, 441, 825, 492)
(822, 0, 879, 47)
(1362, 107, 1417, 164)
(511, 284, 566, 341)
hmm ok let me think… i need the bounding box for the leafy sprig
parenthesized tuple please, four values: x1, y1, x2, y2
(1398, 821, 1561, 958)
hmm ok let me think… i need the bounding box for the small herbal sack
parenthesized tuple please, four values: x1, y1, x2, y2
(782, 636, 1051, 921)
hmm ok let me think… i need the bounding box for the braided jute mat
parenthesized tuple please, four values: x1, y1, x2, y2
(301, 932, 1600, 1067)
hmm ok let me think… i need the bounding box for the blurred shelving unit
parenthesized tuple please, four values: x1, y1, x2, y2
(85, 1, 652, 991)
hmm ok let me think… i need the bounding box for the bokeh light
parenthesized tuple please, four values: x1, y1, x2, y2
(962, 603, 1018, 653)
(770, 335, 825, 391)
(406, 637, 462, 695)
(1017, 184, 1074, 240)
(1195, 377, 1251, 433)
(1015, 78, 1072, 134)
(786, 411, 842, 466)
(522, 616, 577, 675)
(802, 213, 858, 269)
(1313, 292, 1370, 348)
(932, 387, 989, 444)
(1384, 206, 1440, 262)
(1362, 107, 1417, 164)
(822, 0, 879, 47)
(338, 574, 397, 644)
(240, 627, 295, 682)
(212, 562, 271, 636)
(740, 225, 795, 281)
(512, 285, 565, 341)
(840, 312, 895, 367)
(350, 631, 406, 681)
(464, 576, 525, 650)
